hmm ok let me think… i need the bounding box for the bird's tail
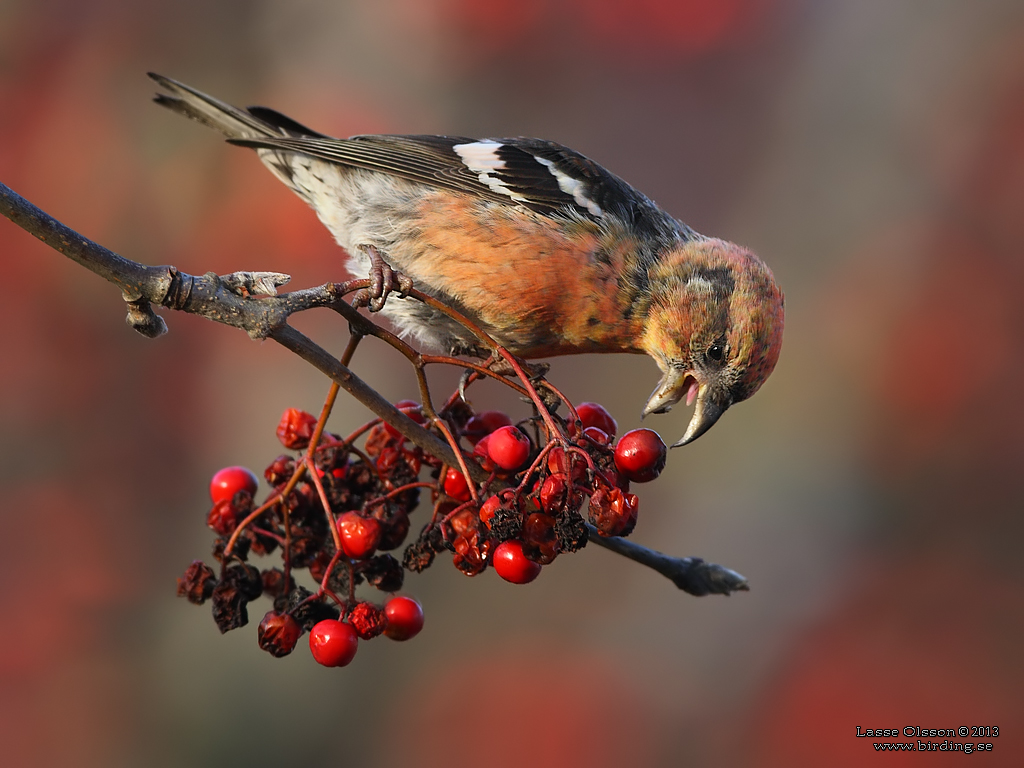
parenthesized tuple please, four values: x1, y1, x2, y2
(148, 73, 324, 140)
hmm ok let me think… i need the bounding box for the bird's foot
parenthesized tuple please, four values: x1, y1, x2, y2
(351, 245, 413, 312)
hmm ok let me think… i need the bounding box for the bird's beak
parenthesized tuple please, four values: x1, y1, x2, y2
(672, 384, 726, 447)
(642, 369, 729, 447)
(642, 367, 695, 417)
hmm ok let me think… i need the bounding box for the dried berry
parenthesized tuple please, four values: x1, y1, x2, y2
(452, 530, 491, 576)
(277, 407, 319, 450)
(286, 587, 341, 632)
(348, 602, 388, 639)
(258, 611, 302, 657)
(521, 512, 559, 565)
(555, 509, 589, 553)
(206, 499, 239, 537)
(264, 455, 295, 486)
(361, 553, 405, 592)
(588, 486, 639, 537)
(261, 567, 295, 599)
(176, 560, 216, 605)
(211, 564, 261, 633)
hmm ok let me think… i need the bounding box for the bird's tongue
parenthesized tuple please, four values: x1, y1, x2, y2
(685, 378, 700, 407)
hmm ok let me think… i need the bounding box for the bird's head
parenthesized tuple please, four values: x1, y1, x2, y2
(639, 238, 784, 447)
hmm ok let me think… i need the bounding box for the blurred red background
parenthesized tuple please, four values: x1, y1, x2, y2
(2, 1, 1023, 765)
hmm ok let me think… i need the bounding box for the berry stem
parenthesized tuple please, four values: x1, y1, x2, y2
(432, 419, 479, 504)
(305, 455, 344, 553)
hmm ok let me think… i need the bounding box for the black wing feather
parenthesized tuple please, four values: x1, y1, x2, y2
(229, 131, 676, 233)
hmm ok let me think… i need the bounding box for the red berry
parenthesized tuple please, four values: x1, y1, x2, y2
(209, 466, 258, 504)
(276, 407, 319, 450)
(582, 426, 610, 446)
(487, 425, 531, 471)
(574, 402, 617, 438)
(493, 540, 542, 584)
(257, 611, 301, 657)
(463, 410, 513, 445)
(444, 467, 472, 502)
(384, 400, 426, 439)
(473, 434, 496, 472)
(383, 596, 425, 641)
(613, 428, 667, 482)
(337, 512, 383, 559)
(309, 619, 359, 667)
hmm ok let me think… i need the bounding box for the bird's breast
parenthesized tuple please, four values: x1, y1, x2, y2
(390, 192, 648, 358)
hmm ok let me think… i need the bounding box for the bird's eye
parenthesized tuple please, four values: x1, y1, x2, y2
(706, 343, 724, 362)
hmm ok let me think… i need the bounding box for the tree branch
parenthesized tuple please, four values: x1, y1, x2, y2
(1, 179, 748, 596)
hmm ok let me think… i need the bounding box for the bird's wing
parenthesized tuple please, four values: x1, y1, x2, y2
(228, 132, 660, 225)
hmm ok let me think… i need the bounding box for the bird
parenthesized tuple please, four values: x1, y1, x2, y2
(150, 73, 784, 447)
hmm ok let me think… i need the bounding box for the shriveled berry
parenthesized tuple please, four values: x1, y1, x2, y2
(258, 611, 302, 657)
(276, 407, 319, 450)
(521, 512, 559, 564)
(539, 474, 568, 514)
(176, 560, 216, 605)
(588, 486, 640, 537)
(547, 447, 587, 482)
(443, 467, 472, 502)
(348, 602, 388, 639)
(479, 494, 502, 529)
(376, 508, 411, 551)
(613, 428, 667, 482)
(384, 400, 426, 440)
(309, 619, 359, 667)
(493, 540, 542, 584)
(261, 568, 295, 600)
(361, 553, 405, 592)
(209, 466, 258, 504)
(463, 410, 513, 445)
(384, 596, 424, 641)
(264, 455, 295, 486)
(338, 512, 383, 559)
(574, 402, 618, 438)
(206, 499, 239, 537)
(452, 531, 491, 576)
(487, 425, 531, 471)
(448, 507, 479, 538)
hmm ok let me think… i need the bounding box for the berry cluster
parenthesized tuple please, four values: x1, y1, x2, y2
(178, 397, 666, 667)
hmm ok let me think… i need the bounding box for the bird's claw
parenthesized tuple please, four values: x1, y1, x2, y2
(356, 245, 412, 312)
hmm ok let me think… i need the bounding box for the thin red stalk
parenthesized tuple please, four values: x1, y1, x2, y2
(433, 418, 479, 504)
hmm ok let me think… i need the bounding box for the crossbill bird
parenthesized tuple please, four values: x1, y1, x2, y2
(151, 74, 784, 446)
